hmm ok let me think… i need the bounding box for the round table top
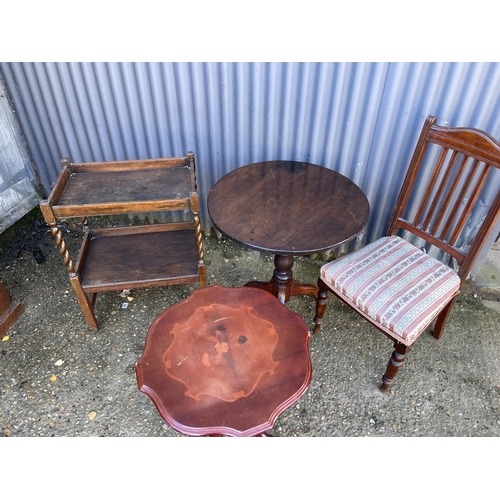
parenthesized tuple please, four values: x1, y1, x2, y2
(135, 285, 312, 437)
(207, 160, 370, 255)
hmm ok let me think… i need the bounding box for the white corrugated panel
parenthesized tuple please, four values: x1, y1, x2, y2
(1, 62, 499, 256)
(0, 75, 41, 233)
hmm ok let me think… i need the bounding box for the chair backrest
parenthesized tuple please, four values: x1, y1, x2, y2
(387, 115, 500, 283)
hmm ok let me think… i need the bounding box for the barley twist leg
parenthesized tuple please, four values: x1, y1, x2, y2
(50, 223, 74, 274)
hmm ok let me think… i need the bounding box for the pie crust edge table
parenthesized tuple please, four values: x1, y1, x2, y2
(135, 285, 313, 437)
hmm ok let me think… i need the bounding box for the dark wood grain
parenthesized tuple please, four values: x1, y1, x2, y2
(208, 161, 369, 254)
(136, 285, 312, 437)
(54, 167, 192, 217)
(80, 227, 199, 292)
(40, 153, 207, 330)
(207, 161, 370, 302)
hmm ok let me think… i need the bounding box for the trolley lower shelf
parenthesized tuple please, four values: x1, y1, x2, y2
(77, 224, 200, 293)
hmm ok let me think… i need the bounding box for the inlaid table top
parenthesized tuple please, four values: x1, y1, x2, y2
(135, 285, 312, 437)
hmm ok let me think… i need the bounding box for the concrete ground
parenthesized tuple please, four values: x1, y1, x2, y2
(1, 208, 500, 440)
(475, 240, 500, 295)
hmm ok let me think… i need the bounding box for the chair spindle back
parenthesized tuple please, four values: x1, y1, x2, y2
(388, 115, 500, 282)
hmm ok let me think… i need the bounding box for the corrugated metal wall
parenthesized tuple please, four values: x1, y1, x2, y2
(1, 62, 499, 256)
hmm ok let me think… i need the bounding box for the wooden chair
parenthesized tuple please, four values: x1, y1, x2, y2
(313, 115, 500, 392)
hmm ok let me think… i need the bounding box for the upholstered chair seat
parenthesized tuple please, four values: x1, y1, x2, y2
(319, 236, 461, 344)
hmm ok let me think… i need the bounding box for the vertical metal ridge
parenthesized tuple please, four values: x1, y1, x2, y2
(1, 62, 499, 247)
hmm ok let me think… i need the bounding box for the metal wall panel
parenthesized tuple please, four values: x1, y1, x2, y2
(1, 62, 499, 262)
(0, 75, 41, 232)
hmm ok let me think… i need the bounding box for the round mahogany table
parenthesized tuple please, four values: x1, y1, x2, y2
(207, 160, 370, 303)
(135, 285, 312, 437)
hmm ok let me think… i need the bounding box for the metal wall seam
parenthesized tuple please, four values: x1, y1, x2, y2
(0, 62, 499, 255)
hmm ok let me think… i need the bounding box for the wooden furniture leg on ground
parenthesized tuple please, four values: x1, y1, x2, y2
(0, 281, 23, 337)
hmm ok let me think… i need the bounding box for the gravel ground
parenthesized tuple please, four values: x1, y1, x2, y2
(1, 209, 500, 440)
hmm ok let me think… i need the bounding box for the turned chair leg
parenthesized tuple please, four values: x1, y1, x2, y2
(313, 278, 329, 334)
(380, 341, 411, 393)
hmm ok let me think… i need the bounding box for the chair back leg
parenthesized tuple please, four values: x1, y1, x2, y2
(432, 297, 458, 340)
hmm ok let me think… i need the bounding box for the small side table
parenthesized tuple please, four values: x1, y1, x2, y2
(207, 160, 370, 303)
(135, 285, 312, 437)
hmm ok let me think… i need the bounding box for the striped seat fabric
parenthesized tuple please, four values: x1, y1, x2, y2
(320, 236, 461, 343)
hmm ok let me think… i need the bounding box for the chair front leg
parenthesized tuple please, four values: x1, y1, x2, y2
(313, 278, 329, 334)
(380, 341, 411, 393)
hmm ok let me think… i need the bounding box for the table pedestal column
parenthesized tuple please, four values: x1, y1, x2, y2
(245, 254, 318, 304)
